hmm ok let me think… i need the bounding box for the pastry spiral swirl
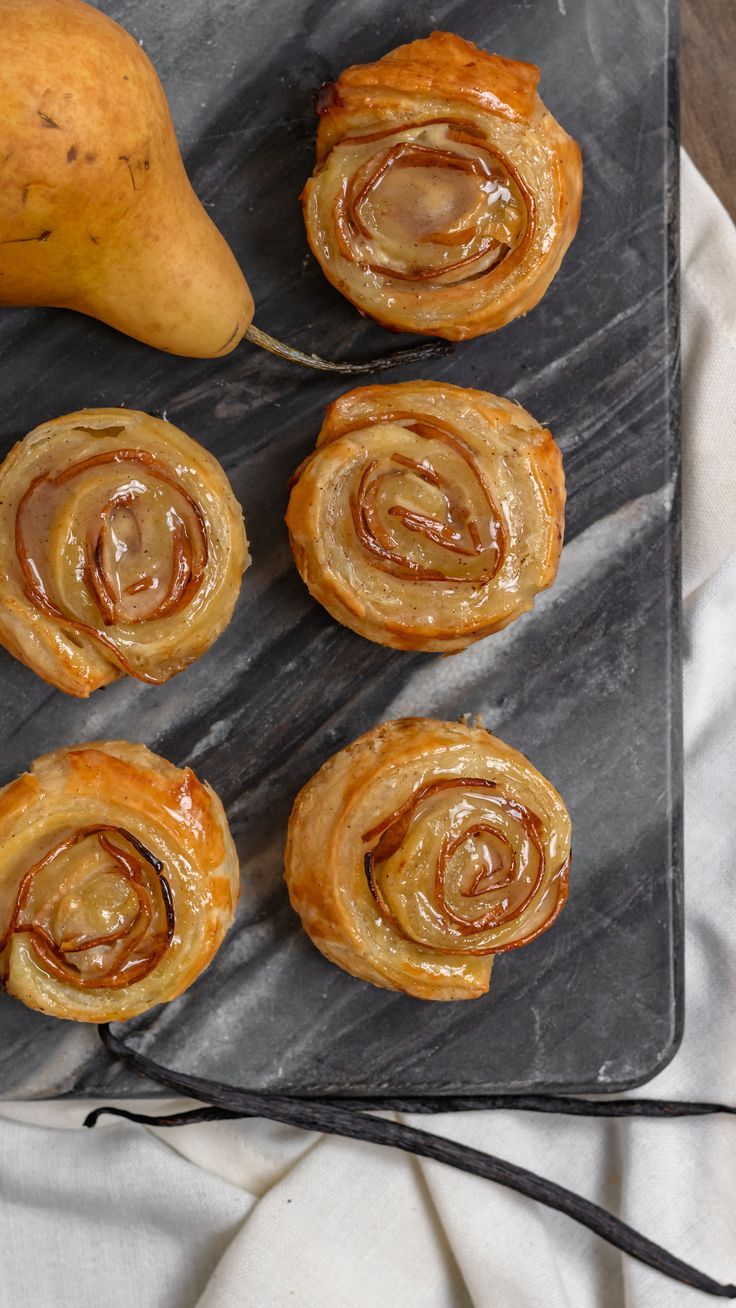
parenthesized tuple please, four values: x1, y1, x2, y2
(285, 718, 572, 1001)
(286, 381, 565, 652)
(302, 32, 582, 339)
(0, 408, 249, 696)
(0, 741, 239, 1022)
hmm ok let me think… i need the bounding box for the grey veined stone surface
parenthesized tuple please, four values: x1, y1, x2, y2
(0, 0, 680, 1099)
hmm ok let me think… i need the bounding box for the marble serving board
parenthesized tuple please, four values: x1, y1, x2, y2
(0, 0, 681, 1099)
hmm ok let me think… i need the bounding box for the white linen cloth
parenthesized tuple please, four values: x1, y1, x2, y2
(0, 152, 734, 1308)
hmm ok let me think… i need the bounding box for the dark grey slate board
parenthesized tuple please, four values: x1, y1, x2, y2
(0, 0, 680, 1098)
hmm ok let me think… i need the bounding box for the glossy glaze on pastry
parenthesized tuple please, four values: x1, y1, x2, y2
(0, 408, 249, 696)
(286, 380, 565, 652)
(285, 717, 572, 1000)
(0, 740, 239, 1022)
(302, 32, 582, 339)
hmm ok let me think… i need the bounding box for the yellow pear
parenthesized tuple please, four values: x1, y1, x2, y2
(0, 0, 254, 357)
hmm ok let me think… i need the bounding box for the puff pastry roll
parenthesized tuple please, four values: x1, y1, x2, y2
(0, 408, 249, 696)
(285, 718, 572, 1001)
(0, 741, 239, 1022)
(286, 380, 565, 652)
(302, 32, 582, 339)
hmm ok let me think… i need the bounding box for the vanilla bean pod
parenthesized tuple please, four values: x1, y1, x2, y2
(328, 1093, 736, 1117)
(86, 1025, 736, 1300)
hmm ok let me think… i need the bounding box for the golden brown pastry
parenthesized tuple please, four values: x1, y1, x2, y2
(286, 380, 565, 652)
(0, 740, 239, 1022)
(302, 32, 582, 339)
(285, 717, 572, 1001)
(0, 408, 249, 696)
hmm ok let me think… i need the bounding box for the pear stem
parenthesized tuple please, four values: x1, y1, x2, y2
(245, 323, 451, 374)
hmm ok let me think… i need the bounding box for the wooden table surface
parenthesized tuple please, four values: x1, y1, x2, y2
(682, 0, 736, 217)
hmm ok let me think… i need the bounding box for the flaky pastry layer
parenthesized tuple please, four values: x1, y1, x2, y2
(285, 717, 571, 1001)
(0, 407, 249, 696)
(302, 32, 582, 339)
(287, 380, 565, 652)
(0, 740, 239, 1022)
